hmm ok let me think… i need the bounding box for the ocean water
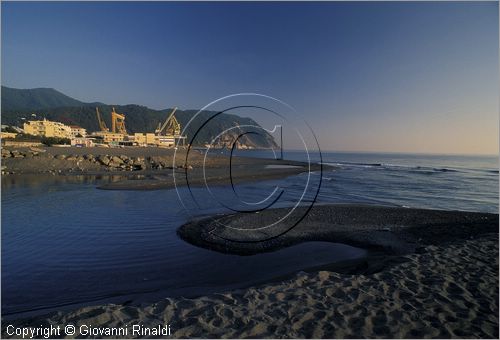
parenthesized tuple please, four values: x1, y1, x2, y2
(235, 150, 499, 213)
(1, 151, 498, 317)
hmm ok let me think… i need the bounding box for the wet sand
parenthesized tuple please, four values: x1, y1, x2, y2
(2, 205, 498, 338)
(97, 163, 322, 190)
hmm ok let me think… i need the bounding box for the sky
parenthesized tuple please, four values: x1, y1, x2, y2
(2, 1, 498, 155)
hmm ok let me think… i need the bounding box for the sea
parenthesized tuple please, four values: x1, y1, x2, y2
(2, 151, 498, 317)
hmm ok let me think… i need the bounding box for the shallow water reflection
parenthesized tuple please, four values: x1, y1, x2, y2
(2, 175, 365, 317)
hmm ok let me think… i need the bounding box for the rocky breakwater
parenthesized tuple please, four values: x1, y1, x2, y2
(0, 148, 190, 175)
(88, 154, 148, 171)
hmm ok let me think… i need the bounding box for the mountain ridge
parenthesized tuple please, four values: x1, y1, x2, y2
(1, 86, 277, 148)
(1, 86, 104, 111)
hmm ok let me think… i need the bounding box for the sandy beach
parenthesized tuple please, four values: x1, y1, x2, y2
(3, 205, 498, 338)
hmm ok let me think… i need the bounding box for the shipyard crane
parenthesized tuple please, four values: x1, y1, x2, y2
(111, 107, 127, 134)
(155, 107, 180, 136)
(96, 107, 109, 132)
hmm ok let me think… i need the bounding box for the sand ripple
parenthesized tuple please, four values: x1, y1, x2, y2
(3, 233, 497, 338)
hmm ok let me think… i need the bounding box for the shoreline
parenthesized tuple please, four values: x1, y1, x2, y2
(2, 205, 498, 338)
(1, 146, 326, 190)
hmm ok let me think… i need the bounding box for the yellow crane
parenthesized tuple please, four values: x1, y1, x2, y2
(155, 107, 180, 136)
(111, 107, 127, 134)
(96, 107, 109, 132)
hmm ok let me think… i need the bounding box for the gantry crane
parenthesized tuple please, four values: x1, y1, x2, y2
(111, 107, 127, 134)
(96, 107, 109, 132)
(155, 107, 180, 136)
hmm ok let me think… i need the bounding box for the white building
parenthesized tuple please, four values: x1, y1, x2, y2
(71, 137, 95, 147)
(69, 125, 87, 138)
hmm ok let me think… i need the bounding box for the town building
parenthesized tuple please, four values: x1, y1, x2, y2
(69, 125, 87, 138)
(0, 131, 17, 140)
(70, 137, 95, 147)
(23, 119, 72, 139)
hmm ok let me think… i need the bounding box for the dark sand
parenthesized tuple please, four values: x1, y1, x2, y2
(178, 204, 498, 256)
(2, 205, 498, 338)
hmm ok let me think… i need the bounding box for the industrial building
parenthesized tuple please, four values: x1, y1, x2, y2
(134, 133, 156, 146)
(93, 106, 186, 147)
(92, 131, 125, 143)
(18, 106, 187, 148)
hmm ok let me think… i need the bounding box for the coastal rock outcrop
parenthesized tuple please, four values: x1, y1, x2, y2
(1, 148, 167, 174)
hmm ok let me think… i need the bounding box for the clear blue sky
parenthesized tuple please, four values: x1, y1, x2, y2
(2, 1, 498, 154)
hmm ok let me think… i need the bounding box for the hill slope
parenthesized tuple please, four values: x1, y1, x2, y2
(1, 86, 102, 111)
